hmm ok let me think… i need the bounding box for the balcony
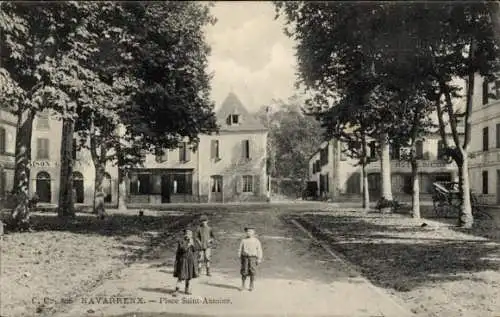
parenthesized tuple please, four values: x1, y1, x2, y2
(365, 159, 456, 174)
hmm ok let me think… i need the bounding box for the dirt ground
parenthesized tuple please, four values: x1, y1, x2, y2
(293, 209, 500, 317)
(0, 210, 198, 317)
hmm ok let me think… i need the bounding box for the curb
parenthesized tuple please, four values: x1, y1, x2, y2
(290, 218, 415, 317)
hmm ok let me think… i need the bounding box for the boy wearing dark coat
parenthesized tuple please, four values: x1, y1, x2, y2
(173, 229, 199, 295)
(195, 215, 215, 276)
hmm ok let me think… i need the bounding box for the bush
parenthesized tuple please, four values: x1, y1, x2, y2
(376, 197, 400, 212)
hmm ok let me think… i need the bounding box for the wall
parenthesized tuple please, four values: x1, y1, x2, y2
(0, 109, 17, 196)
(198, 131, 268, 202)
(30, 114, 118, 205)
(469, 74, 500, 204)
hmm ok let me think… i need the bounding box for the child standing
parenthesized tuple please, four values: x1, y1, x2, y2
(237, 226, 263, 291)
(195, 215, 216, 276)
(173, 229, 199, 295)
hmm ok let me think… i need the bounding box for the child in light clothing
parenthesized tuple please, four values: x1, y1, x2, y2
(237, 226, 263, 291)
(195, 215, 215, 276)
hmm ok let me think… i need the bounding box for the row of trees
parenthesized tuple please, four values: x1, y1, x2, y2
(275, 1, 500, 228)
(0, 2, 218, 230)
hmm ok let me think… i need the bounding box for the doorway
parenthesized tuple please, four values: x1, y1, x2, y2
(72, 172, 84, 203)
(103, 173, 112, 203)
(36, 171, 51, 203)
(210, 175, 223, 202)
(161, 174, 171, 203)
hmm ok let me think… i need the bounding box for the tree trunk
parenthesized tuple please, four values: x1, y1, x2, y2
(411, 159, 420, 219)
(10, 108, 35, 230)
(93, 164, 106, 217)
(362, 162, 370, 211)
(117, 167, 127, 211)
(458, 153, 473, 228)
(57, 118, 75, 218)
(379, 133, 393, 201)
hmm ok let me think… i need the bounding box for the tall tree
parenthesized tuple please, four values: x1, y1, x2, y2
(257, 96, 323, 195)
(0, 2, 91, 227)
(275, 2, 500, 227)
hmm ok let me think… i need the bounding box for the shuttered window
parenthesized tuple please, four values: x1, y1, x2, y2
(37, 138, 50, 159)
(242, 175, 253, 192)
(496, 124, 500, 148)
(179, 142, 191, 162)
(482, 171, 489, 194)
(415, 140, 423, 159)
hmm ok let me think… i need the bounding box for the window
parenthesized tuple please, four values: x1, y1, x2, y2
(72, 138, 77, 160)
(211, 140, 220, 159)
(437, 140, 446, 159)
(369, 141, 377, 159)
(138, 173, 150, 195)
(483, 80, 489, 105)
(37, 138, 50, 159)
(482, 170, 489, 194)
(211, 176, 222, 193)
(242, 140, 250, 159)
(415, 140, 424, 159)
(390, 145, 400, 160)
(0, 127, 5, 154)
(155, 148, 168, 163)
(483, 127, 489, 151)
(171, 172, 193, 194)
(179, 142, 191, 162)
(226, 114, 240, 125)
(242, 175, 253, 192)
(36, 113, 50, 130)
(497, 124, 500, 149)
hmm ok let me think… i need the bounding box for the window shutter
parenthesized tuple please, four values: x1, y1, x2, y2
(210, 140, 215, 158)
(253, 175, 260, 194)
(72, 139, 77, 160)
(37, 138, 43, 159)
(185, 144, 191, 162)
(226, 115, 231, 125)
(496, 124, 500, 148)
(247, 140, 251, 159)
(241, 140, 248, 158)
(0, 128, 5, 154)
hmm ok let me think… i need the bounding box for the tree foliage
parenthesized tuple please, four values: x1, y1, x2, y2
(0, 2, 218, 226)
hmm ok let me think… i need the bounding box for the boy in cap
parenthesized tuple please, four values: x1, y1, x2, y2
(195, 215, 215, 276)
(237, 226, 263, 291)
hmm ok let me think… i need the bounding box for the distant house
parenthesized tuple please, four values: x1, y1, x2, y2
(469, 74, 500, 205)
(0, 109, 16, 200)
(127, 92, 269, 204)
(308, 132, 461, 201)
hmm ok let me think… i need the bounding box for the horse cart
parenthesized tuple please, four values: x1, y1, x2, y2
(431, 181, 491, 219)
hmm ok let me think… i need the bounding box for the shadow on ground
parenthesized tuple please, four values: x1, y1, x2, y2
(290, 214, 500, 293)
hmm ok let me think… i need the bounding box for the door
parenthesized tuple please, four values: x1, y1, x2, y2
(72, 172, 84, 203)
(36, 172, 51, 203)
(496, 170, 500, 204)
(210, 175, 223, 202)
(103, 173, 112, 203)
(161, 174, 171, 203)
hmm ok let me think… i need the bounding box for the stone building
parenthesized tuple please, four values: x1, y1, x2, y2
(0, 109, 16, 200)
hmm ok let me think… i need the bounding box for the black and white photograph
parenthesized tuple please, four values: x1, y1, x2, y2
(1, 1, 500, 316)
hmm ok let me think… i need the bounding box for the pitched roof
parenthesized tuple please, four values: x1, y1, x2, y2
(216, 92, 267, 132)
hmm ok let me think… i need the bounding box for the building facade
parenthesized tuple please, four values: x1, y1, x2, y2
(29, 109, 119, 206)
(469, 74, 500, 204)
(0, 109, 17, 200)
(127, 92, 269, 204)
(309, 133, 461, 200)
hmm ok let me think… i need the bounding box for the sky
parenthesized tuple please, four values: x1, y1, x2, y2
(205, 1, 297, 113)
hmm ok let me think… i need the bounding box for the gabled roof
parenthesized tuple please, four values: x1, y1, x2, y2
(216, 92, 267, 132)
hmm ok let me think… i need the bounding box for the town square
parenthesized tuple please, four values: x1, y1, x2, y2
(1, 1, 500, 317)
